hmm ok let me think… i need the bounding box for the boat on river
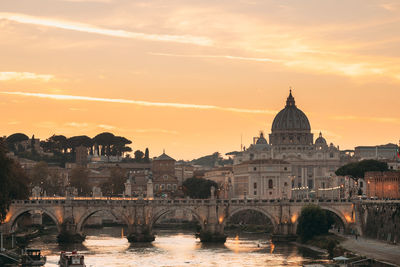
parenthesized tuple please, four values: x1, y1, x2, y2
(21, 248, 46, 266)
(59, 251, 86, 267)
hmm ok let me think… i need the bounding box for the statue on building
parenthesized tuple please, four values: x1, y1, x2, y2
(210, 186, 215, 199)
(147, 172, 154, 199)
(31, 186, 42, 199)
(92, 186, 102, 198)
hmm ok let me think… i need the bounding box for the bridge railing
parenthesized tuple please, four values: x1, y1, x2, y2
(9, 197, 366, 206)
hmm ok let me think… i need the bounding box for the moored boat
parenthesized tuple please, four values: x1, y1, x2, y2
(59, 251, 86, 267)
(21, 248, 46, 267)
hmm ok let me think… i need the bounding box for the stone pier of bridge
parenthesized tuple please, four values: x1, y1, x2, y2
(1, 198, 358, 243)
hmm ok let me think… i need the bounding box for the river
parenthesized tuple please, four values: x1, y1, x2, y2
(27, 227, 329, 267)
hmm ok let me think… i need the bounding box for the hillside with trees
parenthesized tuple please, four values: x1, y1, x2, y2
(4, 132, 135, 166)
(190, 152, 233, 168)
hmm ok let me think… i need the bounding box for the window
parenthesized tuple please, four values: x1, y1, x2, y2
(268, 179, 273, 189)
(360, 181, 363, 188)
(163, 175, 168, 180)
(161, 184, 165, 190)
(322, 182, 325, 189)
(253, 182, 257, 189)
(308, 179, 314, 189)
(253, 167, 257, 171)
(330, 153, 334, 158)
(284, 182, 288, 186)
(155, 184, 159, 191)
(284, 167, 287, 171)
(167, 184, 171, 190)
(173, 184, 177, 190)
(254, 191, 257, 195)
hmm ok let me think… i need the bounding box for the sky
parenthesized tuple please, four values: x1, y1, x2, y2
(0, 0, 399, 160)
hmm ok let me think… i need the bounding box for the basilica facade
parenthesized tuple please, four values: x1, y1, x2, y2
(233, 90, 347, 199)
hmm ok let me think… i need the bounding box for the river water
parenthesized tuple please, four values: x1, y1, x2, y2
(28, 227, 328, 267)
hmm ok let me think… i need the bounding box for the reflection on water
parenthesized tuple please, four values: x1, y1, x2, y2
(28, 227, 328, 267)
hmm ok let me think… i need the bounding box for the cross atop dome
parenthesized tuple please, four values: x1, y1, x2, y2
(286, 88, 296, 107)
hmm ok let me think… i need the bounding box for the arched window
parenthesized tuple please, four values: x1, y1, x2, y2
(268, 179, 273, 189)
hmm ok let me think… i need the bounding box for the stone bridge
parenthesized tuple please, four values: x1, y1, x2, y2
(1, 197, 359, 243)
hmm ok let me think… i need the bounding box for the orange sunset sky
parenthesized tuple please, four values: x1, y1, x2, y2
(0, 0, 399, 160)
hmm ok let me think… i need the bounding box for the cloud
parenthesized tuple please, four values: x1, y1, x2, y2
(65, 122, 89, 127)
(0, 12, 213, 46)
(133, 129, 179, 135)
(149, 52, 280, 63)
(98, 124, 116, 130)
(0, 72, 53, 81)
(331, 115, 400, 124)
(1, 91, 276, 114)
(59, 0, 112, 2)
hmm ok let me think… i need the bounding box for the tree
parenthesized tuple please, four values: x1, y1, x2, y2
(30, 161, 64, 196)
(31, 161, 50, 186)
(112, 136, 132, 156)
(296, 205, 333, 242)
(335, 160, 388, 179)
(100, 167, 127, 196)
(93, 132, 115, 156)
(30, 134, 37, 154)
(69, 167, 90, 196)
(182, 177, 218, 199)
(134, 150, 144, 162)
(144, 148, 150, 162)
(0, 138, 29, 222)
(5, 133, 29, 152)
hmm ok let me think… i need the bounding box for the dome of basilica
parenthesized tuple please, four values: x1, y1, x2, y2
(271, 90, 311, 132)
(315, 132, 327, 145)
(256, 132, 268, 145)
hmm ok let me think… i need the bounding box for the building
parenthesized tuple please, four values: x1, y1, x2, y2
(365, 171, 400, 199)
(204, 166, 233, 199)
(152, 152, 180, 197)
(175, 162, 195, 185)
(233, 159, 292, 199)
(75, 145, 88, 166)
(355, 144, 399, 160)
(233, 90, 345, 198)
(124, 170, 149, 197)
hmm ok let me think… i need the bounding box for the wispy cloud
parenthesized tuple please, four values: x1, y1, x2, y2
(1, 91, 276, 114)
(65, 122, 89, 127)
(98, 124, 116, 130)
(59, 0, 112, 3)
(149, 52, 280, 63)
(0, 72, 53, 81)
(149, 53, 399, 81)
(331, 115, 400, 124)
(133, 129, 179, 135)
(0, 12, 213, 46)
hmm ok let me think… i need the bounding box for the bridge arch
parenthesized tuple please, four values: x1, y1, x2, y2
(76, 208, 129, 233)
(8, 207, 61, 232)
(149, 207, 205, 230)
(319, 206, 349, 231)
(224, 206, 279, 232)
